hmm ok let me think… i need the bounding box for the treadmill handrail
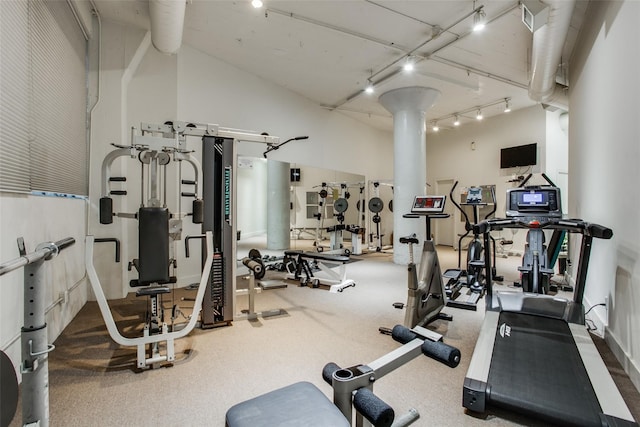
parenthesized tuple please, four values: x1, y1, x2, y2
(473, 217, 613, 239)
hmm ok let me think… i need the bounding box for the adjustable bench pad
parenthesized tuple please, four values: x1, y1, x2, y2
(225, 381, 349, 427)
(284, 250, 349, 263)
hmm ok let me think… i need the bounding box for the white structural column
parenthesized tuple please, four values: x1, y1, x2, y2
(379, 86, 440, 264)
(267, 159, 291, 250)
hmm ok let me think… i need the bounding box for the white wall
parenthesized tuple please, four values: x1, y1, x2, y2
(0, 193, 87, 380)
(569, 0, 640, 390)
(427, 105, 548, 251)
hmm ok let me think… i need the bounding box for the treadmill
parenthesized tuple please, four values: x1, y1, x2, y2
(463, 182, 637, 427)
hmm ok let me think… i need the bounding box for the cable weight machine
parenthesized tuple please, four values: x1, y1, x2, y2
(89, 121, 290, 367)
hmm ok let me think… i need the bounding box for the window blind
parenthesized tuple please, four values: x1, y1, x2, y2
(0, 0, 88, 195)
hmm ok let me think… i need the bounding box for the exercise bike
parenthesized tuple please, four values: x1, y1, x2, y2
(445, 182, 501, 311)
(379, 195, 453, 339)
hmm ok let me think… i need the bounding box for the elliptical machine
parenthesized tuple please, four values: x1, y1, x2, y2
(507, 173, 562, 294)
(446, 182, 501, 311)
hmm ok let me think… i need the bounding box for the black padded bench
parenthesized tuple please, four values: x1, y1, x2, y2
(284, 250, 355, 292)
(225, 381, 349, 427)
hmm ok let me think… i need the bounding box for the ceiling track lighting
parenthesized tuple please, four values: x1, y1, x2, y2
(428, 97, 512, 131)
(473, 10, 486, 31)
(472, 2, 486, 32)
(403, 56, 415, 72)
(365, 80, 374, 94)
(504, 98, 511, 113)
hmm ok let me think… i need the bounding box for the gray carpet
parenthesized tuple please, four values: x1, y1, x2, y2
(8, 245, 640, 427)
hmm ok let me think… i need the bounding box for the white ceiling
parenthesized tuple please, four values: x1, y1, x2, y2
(93, 0, 587, 132)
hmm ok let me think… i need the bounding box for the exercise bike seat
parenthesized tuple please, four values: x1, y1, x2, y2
(399, 234, 419, 245)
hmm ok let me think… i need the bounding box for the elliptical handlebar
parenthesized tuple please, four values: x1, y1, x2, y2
(450, 181, 471, 228)
(485, 186, 497, 221)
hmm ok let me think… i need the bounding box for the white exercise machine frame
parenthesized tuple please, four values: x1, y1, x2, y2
(85, 232, 214, 369)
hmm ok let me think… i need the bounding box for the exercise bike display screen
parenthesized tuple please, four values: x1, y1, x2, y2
(412, 196, 446, 214)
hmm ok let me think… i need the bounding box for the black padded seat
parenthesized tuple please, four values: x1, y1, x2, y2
(225, 381, 349, 427)
(135, 286, 171, 297)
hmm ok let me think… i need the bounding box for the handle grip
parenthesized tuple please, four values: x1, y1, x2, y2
(54, 237, 75, 252)
(588, 223, 613, 239)
(353, 388, 395, 427)
(184, 234, 205, 258)
(322, 362, 341, 385)
(242, 257, 263, 274)
(421, 340, 461, 368)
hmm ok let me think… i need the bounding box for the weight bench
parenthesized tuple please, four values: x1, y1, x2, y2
(284, 250, 355, 292)
(226, 381, 350, 427)
(226, 325, 461, 427)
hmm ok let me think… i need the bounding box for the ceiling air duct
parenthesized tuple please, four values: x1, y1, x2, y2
(524, 0, 575, 110)
(148, 0, 186, 55)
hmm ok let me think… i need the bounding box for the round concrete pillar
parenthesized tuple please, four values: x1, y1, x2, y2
(267, 160, 290, 250)
(379, 86, 440, 264)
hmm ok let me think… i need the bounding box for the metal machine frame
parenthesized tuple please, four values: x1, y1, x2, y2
(91, 121, 284, 366)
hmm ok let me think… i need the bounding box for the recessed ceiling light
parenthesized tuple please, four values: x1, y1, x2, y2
(251, 0, 263, 9)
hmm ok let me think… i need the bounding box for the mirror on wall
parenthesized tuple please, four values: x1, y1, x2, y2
(236, 157, 366, 259)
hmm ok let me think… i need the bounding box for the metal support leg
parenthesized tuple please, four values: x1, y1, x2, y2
(22, 259, 55, 427)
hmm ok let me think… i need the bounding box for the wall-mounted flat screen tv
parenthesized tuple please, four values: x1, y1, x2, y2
(500, 143, 537, 168)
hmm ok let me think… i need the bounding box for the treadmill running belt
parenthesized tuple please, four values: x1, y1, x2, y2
(487, 312, 602, 427)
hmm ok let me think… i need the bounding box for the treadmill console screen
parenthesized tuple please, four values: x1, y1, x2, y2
(412, 195, 446, 214)
(522, 192, 543, 204)
(506, 187, 562, 218)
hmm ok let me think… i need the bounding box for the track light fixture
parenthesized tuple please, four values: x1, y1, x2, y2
(403, 57, 415, 72)
(251, 0, 263, 8)
(473, 7, 486, 31)
(504, 98, 511, 113)
(365, 80, 374, 94)
(428, 97, 511, 132)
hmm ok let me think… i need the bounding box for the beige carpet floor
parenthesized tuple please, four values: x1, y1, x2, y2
(7, 240, 640, 427)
